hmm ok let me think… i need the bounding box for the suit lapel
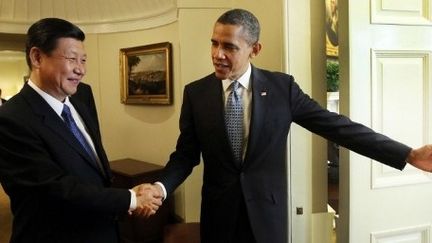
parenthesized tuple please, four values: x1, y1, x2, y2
(244, 67, 269, 163)
(70, 97, 110, 178)
(206, 76, 231, 146)
(21, 85, 106, 177)
(201, 75, 238, 168)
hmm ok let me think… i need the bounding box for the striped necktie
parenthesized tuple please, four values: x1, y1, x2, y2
(61, 104, 99, 167)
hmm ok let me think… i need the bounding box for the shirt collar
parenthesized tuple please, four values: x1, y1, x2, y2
(27, 79, 70, 117)
(222, 63, 251, 92)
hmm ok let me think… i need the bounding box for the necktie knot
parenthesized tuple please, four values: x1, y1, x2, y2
(231, 80, 241, 97)
(62, 104, 73, 120)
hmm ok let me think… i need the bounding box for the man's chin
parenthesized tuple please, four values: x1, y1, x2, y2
(214, 72, 229, 80)
(65, 87, 78, 96)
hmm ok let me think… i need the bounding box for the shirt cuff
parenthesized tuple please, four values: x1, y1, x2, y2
(129, 189, 137, 212)
(154, 181, 167, 200)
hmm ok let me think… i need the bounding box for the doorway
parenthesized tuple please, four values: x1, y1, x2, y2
(325, 0, 339, 241)
(0, 33, 28, 99)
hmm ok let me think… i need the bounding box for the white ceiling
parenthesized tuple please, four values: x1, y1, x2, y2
(0, 0, 178, 34)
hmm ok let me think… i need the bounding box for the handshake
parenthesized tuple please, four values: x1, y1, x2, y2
(131, 183, 164, 218)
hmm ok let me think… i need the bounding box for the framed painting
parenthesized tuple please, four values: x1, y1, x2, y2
(326, 0, 338, 57)
(120, 42, 173, 105)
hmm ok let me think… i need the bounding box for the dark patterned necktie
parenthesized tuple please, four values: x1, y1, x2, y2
(225, 81, 243, 163)
(61, 104, 99, 165)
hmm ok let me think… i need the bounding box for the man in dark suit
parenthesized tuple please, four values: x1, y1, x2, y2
(0, 88, 6, 106)
(152, 9, 432, 243)
(0, 18, 162, 243)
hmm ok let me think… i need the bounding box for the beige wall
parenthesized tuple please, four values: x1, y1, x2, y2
(85, 23, 181, 163)
(0, 58, 28, 99)
(233, 0, 284, 71)
(0, 35, 28, 99)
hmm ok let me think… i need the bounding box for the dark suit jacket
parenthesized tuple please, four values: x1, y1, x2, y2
(73, 82, 99, 128)
(0, 84, 130, 243)
(158, 66, 411, 243)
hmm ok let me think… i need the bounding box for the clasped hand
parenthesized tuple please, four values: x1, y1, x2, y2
(131, 183, 164, 218)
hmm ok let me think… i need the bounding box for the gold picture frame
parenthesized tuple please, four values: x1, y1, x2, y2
(120, 42, 173, 105)
(326, 0, 338, 57)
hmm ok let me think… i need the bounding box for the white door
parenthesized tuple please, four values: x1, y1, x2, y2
(339, 0, 432, 242)
(284, 0, 328, 242)
(284, 0, 315, 240)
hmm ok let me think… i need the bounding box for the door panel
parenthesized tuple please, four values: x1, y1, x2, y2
(371, 50, 432, 189)
(341, 0, 432, 242)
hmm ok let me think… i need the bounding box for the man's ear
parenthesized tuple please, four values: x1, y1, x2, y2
(250, 42, 262, 58)
(29, 47, 43, 69)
